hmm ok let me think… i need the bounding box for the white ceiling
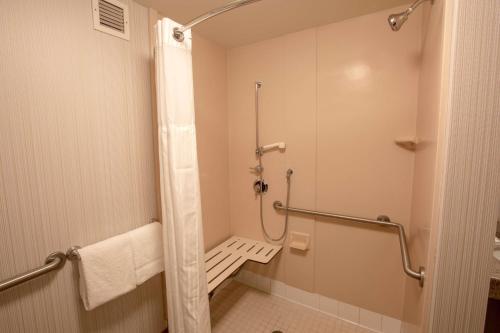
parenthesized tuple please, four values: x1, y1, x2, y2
(135, 0, 411, 47)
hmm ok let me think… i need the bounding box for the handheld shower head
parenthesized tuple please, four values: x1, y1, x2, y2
(387, 0, 432, 31)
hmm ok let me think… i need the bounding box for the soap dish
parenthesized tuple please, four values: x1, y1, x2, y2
(289, 231, 310, 251)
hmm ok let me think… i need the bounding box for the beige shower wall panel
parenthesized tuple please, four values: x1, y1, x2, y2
(279, 29, 318, 291)
(228, 28, 318, 291)
(401, 0, 448, 331)
(0, 0, 164, 332)
(228, 6, 421, 320)
(227, 32, 289, 283)
(192, 34, 231, 251)
(228, 34, 288, 244)
(315, 7, 421, 319)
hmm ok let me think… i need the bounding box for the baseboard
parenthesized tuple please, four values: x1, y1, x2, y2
(235, 269, 402, 333)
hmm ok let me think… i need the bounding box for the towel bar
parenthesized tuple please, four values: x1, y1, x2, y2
(66, 246, 82, 261)
(0, 220, 161, 293)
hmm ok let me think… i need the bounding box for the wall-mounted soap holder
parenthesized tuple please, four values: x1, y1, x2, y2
(289, 231, 310, 251)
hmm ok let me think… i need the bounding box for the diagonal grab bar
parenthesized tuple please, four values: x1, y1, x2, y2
(0, 252, 67, 292)
(273, 201, 425, 287)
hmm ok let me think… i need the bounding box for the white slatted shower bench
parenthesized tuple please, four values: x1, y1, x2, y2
(205, 236, 282, 294)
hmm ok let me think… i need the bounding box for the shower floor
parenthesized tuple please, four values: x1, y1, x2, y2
(210, 281, 373, 333)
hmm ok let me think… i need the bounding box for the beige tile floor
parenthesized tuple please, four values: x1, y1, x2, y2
(210, 282, 373, 333)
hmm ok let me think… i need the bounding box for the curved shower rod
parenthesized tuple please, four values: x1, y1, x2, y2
(172, 0, 434, 42)
(173, 0, 263, 42)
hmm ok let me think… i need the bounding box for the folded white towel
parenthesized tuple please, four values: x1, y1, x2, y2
(78, 233, 136, 311)
(129, 222, 164, 284)
(78, 222, 165, 311)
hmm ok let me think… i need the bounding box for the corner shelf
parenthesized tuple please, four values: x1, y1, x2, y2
(395, 137, 419, 151)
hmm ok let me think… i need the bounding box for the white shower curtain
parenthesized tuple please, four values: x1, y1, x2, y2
(155, 18, 211, 333)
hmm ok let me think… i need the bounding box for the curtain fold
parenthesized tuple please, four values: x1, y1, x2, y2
(155, 18, 211, 333)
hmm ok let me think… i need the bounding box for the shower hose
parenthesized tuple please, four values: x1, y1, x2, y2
(260, 169, 293, 243)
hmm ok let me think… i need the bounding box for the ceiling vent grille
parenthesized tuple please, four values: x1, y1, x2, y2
(92, 0, 129, 40)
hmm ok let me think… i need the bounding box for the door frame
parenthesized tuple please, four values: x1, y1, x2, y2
(425, 0, 500, 332)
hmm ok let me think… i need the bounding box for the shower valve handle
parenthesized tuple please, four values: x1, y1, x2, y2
(253, 180, 268, 194)
(249, 165, 264, 174)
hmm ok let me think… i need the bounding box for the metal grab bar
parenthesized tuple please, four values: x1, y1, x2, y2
(273, 201, 425, 287)
(0, 252, 67, 292)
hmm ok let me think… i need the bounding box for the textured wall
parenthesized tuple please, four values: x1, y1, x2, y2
(0, 0, 165, 332)
(428, 0, 500, 331)
(227, 6, 422, 319)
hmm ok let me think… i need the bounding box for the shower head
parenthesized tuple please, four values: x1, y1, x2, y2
(387, 0, 432, 31)
(388, 11, 410, 31)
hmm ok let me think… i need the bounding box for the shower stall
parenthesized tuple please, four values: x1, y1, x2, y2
(1, 0, 499, 333)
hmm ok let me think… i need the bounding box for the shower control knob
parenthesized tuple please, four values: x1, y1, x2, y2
(253, 180, 268, 194)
